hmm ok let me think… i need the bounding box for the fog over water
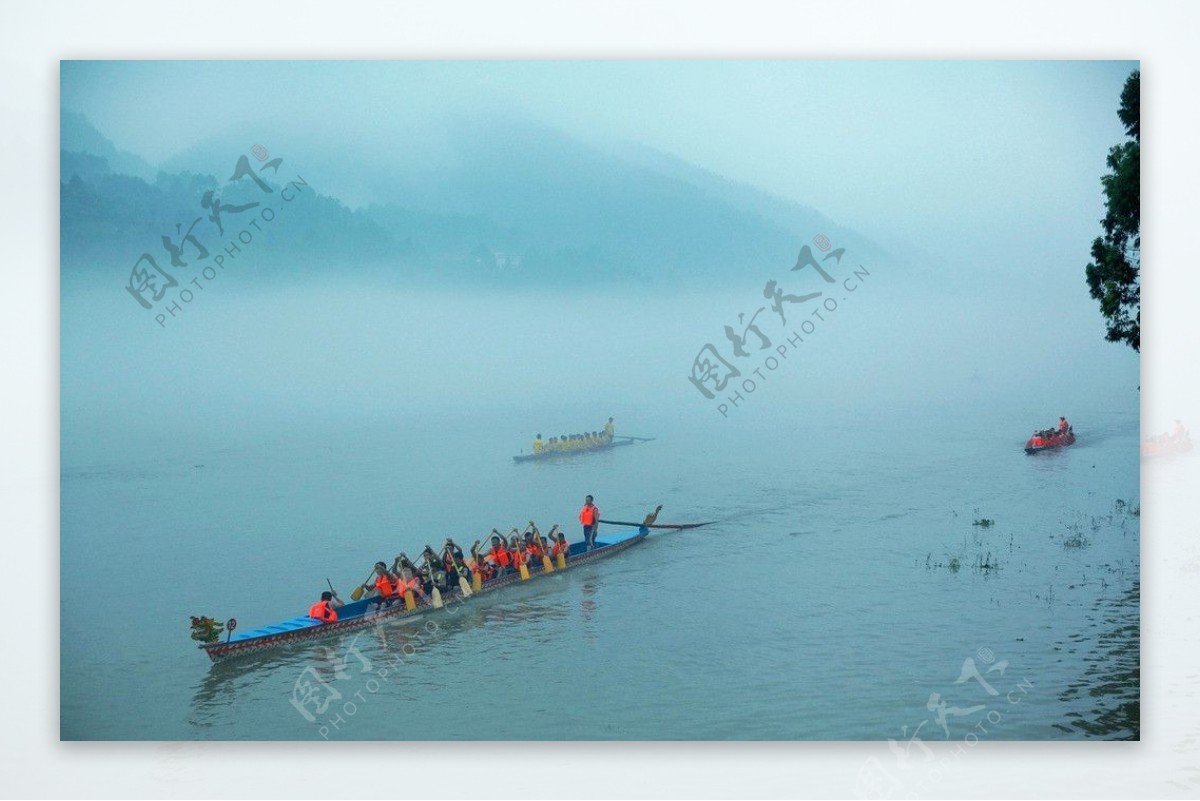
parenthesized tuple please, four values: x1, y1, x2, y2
(60, 61, 1140, 741)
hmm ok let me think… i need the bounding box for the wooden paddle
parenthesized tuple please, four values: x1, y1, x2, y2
(349, 567, 377, 601)
(422, 550, 444, 609)
(444, 540, 473, 597)
(470, 541, 484, 592)
(325, 578, 342, 609)
(530, 522, 555, 573)
(546, 524, 567, 569)
(510, 535, 530, 581)
(398, 568, 417, 611)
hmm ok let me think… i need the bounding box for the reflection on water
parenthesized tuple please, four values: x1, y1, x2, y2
(1054, 581, 1139, 739)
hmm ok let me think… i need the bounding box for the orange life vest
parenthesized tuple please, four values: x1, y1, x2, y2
(526, 542, 544, 558)
(491, 544, 511, 566)
(309, 600, 337, 623)
(375, 574, 397, 598)
(580, 505, 598, 525)
(551, 540, 567, 556)
(511, 547, 525, 566)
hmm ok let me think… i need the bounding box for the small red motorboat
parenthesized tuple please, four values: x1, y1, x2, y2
(1024, 428, 1076, 454)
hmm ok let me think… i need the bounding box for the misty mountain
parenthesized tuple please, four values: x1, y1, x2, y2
(60, 111, 157, 181)
(62, 111, 886, 286)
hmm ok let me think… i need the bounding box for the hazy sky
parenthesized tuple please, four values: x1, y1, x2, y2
(61, 60, 1135, 256)
(59, 60, 1142, 459)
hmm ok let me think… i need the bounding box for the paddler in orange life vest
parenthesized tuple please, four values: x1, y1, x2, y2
(469, 540, 496, 581)
(580, 495, 600, 550)
(549, 528, 569, 559)
(523, 528, 545, 563)
(308, 590, 343, 624)
(442, 538, 468, 582)
(488, 532, 512, 574)
(361, 561, 400, 609)
(508, 533, 526, 569)
(393, 567, 423, 601)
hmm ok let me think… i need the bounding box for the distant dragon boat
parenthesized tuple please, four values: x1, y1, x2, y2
(512, 435, 652, 463)
(196, 524, 651, 664)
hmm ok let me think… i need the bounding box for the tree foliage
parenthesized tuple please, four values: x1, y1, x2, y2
(1085, 70, 1140, 351)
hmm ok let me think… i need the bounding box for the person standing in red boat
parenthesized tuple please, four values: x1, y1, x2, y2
(308, 590, 343, 624)
(580, 494, 600, 550)
(1058, 417, 1071, 434)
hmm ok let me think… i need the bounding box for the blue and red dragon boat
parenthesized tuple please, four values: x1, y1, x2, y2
(196, 523, 652, 664)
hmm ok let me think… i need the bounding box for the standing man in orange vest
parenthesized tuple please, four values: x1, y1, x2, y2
(580, 495, 600, 550)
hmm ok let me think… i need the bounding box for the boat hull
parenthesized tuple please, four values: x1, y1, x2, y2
(200, 527, 648, 663)
(1024, 431, 1076, 454)
(513, 438, 635, 462)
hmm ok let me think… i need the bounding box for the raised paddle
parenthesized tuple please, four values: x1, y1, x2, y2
(545, 524, 567, 569)
(510, 535, 530, 581)
(422, 552, 444, 609)
(349, 567, 377, 601)
(530, 522, 555, 573)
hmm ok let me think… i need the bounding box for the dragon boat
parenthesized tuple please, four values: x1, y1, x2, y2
(196, 524, 650, 664)
(512, 435, 651, 463)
